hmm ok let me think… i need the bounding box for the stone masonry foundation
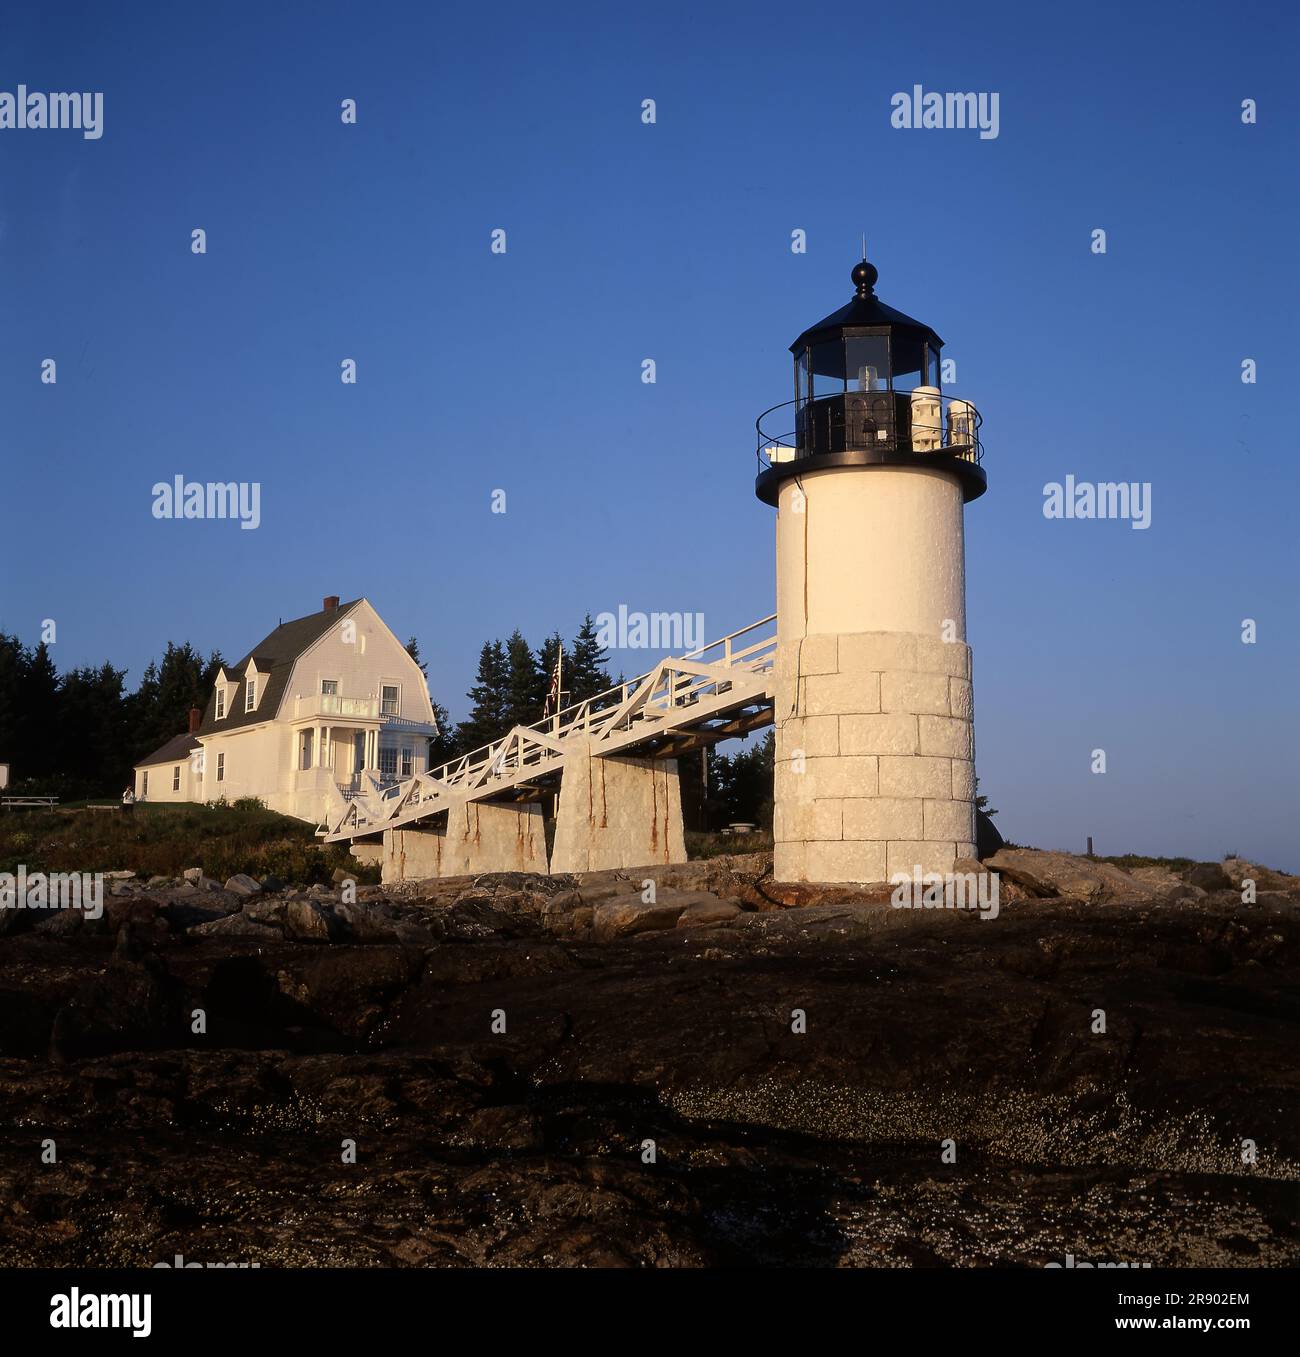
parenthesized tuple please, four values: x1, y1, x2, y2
(773, 630, 976, 883)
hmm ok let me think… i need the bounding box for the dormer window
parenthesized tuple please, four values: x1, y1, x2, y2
(215, 687, 226, 720)
(246, 680, 258, 712)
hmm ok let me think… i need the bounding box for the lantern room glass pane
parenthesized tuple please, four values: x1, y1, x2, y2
(891, 333, 926, 391)
(925, 343, 942, 388)
(794, 349, 809, 405)
(809, 341, 846, 396)
(845, 336, 889, 392)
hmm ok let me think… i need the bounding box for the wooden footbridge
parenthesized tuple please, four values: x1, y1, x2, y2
(320, 614, 777, 847)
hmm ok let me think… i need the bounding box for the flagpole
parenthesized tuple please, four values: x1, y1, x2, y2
(553, 644, 563, 734)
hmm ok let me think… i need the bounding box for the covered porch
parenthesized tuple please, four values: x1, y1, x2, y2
(292, 715, 437, 799)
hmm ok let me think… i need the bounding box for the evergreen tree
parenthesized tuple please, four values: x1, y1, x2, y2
(504, 629, 541, 730)
(426, 699, 458, 770)
(707, 731, 775, 829)
(455, 640, 510, 752)
(128, 641, 222, 759)
(18, 641, 59, 779)
(57, 663, 130, 792)
(404, 636, 429, 678)
(0, 633, 24, 776)
(568, 613, 613, 705)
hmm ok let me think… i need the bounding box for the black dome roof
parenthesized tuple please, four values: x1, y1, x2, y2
(790, 259, 942, 353)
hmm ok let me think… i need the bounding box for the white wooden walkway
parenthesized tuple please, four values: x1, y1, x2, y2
(320, 615, 777, 842)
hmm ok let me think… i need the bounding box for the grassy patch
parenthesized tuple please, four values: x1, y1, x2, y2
(687, 829, 773, 860)
(0, 803, 376, 884)
(1092, 853, 1202, 873)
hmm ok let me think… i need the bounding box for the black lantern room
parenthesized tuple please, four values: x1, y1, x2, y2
(755, 258, 986, 505)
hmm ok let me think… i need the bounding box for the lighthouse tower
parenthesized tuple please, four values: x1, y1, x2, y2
(756, 257, 987, 884)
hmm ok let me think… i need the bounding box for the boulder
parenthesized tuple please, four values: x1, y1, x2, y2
(224, 873, 263, 897)
(1186, 862, 1234, 892)
(182, 867, 204, 883)
(748, 880, 893, 909)
(592, 895, 701, 941)
(982, 849, 1162, 903)
(1220, 858, 1296, 893)
(161, 901, 227, 931)
(104, 870, 136, 881)
(1126, 866, 1204, 901)
(190, 913, 282, 940)
(333, 901, 404, 944)
(675, 899, 742, 929)
(283, 900, 336, 942)
(34, 910, 87, 938)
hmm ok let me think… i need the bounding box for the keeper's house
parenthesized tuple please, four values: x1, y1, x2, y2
(133, 596, 438, 825)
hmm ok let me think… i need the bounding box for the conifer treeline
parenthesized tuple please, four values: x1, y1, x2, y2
(0, 634, 223, 798)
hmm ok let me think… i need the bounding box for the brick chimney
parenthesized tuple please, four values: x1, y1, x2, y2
(323, 595, 340, 612)
(188, 706, 202, 734)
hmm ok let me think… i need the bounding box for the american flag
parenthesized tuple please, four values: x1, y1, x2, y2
(543, 648, 563, 718)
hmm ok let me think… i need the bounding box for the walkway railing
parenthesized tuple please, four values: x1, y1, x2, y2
(322, 614, 778, 841)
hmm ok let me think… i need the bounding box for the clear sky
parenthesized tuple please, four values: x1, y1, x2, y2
(2, 0, 1296, 868)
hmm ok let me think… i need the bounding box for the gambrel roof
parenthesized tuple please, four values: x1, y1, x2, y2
(196, 599, 363, 736)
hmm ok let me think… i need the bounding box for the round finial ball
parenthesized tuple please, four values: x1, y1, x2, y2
(852, 260, 878, 293)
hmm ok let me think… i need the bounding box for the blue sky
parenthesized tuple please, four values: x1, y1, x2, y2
(2, 0, 1297, 867)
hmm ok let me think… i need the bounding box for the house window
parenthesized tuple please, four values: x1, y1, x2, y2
(217, 753, 225, 782)
(379, 746, 398, 779)
(172, 766, 181, 792)
(142, 771, 149, 797)
(245, 680, 257, 712)
(381, 684, 399, 716)
(400, 746, 413, 778)
(215, 687, 226, 720)
(300, 730, 314, 770)
(321, 679, 339, 696)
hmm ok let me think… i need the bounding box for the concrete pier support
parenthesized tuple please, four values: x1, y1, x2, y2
(549, 736, 687, 874)
(380, 799, 546, 884)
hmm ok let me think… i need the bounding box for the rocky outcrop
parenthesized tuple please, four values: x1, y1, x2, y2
(3, 850, 1297, 1267)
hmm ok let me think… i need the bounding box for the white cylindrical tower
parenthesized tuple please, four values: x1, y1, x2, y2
(757, 258, 987, 884)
